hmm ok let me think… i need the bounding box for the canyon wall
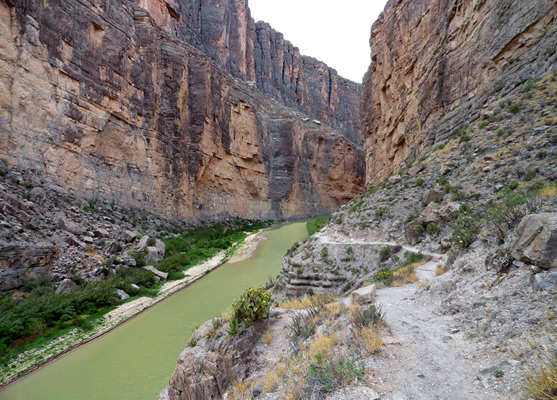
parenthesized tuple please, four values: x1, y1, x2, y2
(0, 0, 364, 222)
(362, 0, 557, 183)
(138, 0, 362, 144)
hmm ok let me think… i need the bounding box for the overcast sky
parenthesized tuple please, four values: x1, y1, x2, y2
(248, 0, 388, 83)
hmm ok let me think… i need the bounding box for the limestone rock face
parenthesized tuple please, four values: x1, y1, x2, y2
(362, 0, 557, 183)
(512, 213, 557, 269)
(0, 0, 364, 223)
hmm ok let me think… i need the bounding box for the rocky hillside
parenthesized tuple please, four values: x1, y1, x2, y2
(0, 0, 364, 222)
(159, 73, 557, 400)
(362, 0, 556, 183)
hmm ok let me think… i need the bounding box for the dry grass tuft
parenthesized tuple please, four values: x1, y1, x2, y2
(436, 262, 448, 276)
(279, 296, 314, 309)
(308, 334, 341, 361)
(524, 353, 557, 400)
(263, 332, 274, 345)
(357, 325, 384, 355)
(262, 363, 287, 392)
(390, 263, 421, 286)
(540, 184, 557, 198)
(228, 380, 253, 400)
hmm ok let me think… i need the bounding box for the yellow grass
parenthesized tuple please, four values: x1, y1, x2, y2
(358, 325, 384, 355)
(279, 296, 313, 309)
(262, 363, 287, 392)
(540, 184, 557, 198)
(263, 333, 274, 345)
(308, 334, 341, 361)
(524, 354, 557, 400)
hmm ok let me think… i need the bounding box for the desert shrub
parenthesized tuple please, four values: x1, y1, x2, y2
(509, 181, 519, 191)
(524, 353, 557, 400)
(231, 287, 272, 324)
(414, 224, 425, 237)
(289, 313, 316, 341)
(450, 211, 480, 249)
(416, 178, 424, 186)
(507, 102, 523, 113)
(426, 223, 439, 235)
(401, 251, 429, 267)
(405, 214, 416, 225)
(433, 193, 444, 203)
(373, 268, 393, 284)
(304, 359, 365, 397)
(379, 246, 392, 261)
(349, 304, 384, 329)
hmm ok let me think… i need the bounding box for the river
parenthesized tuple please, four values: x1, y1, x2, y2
(0, 222, 307, 400)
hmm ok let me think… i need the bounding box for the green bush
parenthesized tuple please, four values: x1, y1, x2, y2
(508, 102, 522, 113)
(379, 246, 392, 261)
(405, 214, 416, 225)
(306, 215, 331, 236)
(414, 224, 425, 237)
(426, 223, 439, 235)
(509, 181, 519, 191)
(304, 359, 365, 397)
(450, 211, 480, 249)
(231, 287, 272, 324)
(373, 268, 393, 283)
(416, 178, 424, 186)
(401, 251, 429, 267)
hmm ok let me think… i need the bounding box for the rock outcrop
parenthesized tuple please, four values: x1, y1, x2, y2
(0, 0, 364, 222)
(362, 0, 557, 182)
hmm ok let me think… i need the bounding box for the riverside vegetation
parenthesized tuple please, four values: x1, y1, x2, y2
(0, 221, 268, 369)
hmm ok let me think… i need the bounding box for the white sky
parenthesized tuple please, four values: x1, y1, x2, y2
(248, 0, 388, 83)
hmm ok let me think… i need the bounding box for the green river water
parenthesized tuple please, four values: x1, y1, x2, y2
(0, 222, 307, 400)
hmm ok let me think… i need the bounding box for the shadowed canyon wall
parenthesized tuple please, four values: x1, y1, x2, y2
(0, 0, 364, 221)
(362, 0, 556, 183)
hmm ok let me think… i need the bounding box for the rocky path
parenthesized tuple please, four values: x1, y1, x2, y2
(368, 261, 501, 400)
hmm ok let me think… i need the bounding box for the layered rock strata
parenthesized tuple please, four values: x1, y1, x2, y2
(137, 0, 362, 143)
(0, 0, 364, 222)
(362, 0, 557, 182)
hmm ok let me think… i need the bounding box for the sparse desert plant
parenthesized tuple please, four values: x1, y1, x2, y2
(304, 358, 365, 397)
(508, 102, 523, 113)
(289, 313, 316, 342)
(523, 352, 557, 400)
(373, 267, 393, 284)
(379, 246, 392, 261)
(426, 223, 439, 235)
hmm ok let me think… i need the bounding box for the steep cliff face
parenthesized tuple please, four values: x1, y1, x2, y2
(137, 0, 362, 144)
(362, 0, 557, 183)
(0, 0, 364, 222)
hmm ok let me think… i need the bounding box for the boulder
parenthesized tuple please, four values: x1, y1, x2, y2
(58, 218, 84, 235)
(407, 165, 424, 177)
(122, 230, 138, 243)
(130, 283, 140, 290)
(55, 278, 77, 294)
(107, 240, 122, 254)
(534, 271, 557, 290)
(422, 202, 460, 224)
(422, 188, 444, 207)
(511, 213, 557, 269)
(63, 233, 87, 249)
(137, 235, 150, 250)
(439, 165, 452, 176)
(155, 239, 166, 255)
(115, 289, 130, 300)
(29, 187, 46, 204)
(145, 246, 162, 263)
(351, 284, 377, 305)
(93, 228, 109, 238)
(388, 175, 402, 184)
(143, 265, 168, 281)
(405, 217, 426, 245)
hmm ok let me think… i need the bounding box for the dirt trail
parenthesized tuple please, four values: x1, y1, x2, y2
(319, 233, 499, 399)
(369, 261, 500, 400)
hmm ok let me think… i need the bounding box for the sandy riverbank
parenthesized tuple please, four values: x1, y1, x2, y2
(0, 229, 267, 388)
